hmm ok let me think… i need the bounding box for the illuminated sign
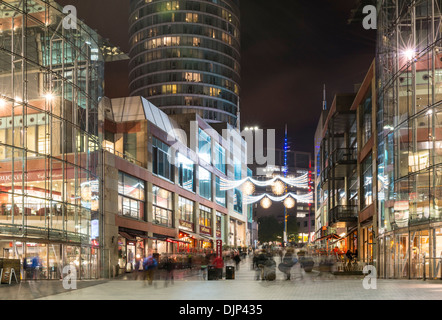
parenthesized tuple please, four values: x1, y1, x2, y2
(199, 225, 212, 235)
(179, 220, 194, 231)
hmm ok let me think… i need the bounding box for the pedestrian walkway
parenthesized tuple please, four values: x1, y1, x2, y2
(3, 255, 442, 300)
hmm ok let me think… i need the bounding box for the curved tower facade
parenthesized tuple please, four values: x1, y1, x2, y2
(377, 0, 442, 279)
(128, 0, 241, 125)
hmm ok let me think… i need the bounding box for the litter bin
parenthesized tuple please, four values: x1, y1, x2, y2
(226, 266, 235, 280)
(208, 266, 218, 280)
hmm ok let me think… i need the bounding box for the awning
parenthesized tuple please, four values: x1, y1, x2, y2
(136, 235, 158, 240)
(119, 232, 136, 241)
(167, 238, 192, 244)
(179, 230, 200, 239)
(199, 234, 213, 241)
(314, 233, 341, 242)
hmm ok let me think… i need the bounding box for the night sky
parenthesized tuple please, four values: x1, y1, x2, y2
(56, 0, 376, 153)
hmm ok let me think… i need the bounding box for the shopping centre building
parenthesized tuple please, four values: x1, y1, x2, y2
(314, 62, 377, 264)
(314, 0, 442, 279)
(376, 0, 442, 279)
(0, 0, 250, 280)
(0, 0, 115, 280)
(101, 96, 249, 275)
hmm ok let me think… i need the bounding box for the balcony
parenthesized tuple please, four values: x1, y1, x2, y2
(330, 148, 357, 166)
(329, 205, 358, 226)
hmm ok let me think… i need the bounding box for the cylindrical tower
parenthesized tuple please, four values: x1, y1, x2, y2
(128, 0, 241, 125)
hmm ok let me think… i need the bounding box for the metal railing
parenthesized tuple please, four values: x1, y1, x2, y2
(103, 147, 143, 167)
(330, 148, 357, 165)
(329, 205, 358, 225)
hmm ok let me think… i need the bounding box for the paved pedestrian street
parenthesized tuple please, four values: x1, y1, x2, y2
(2, 258, 442, 301)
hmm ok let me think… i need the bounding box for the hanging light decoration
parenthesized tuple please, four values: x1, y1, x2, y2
(241, 180, 255, 196)
(284, 196, 295, 209)
(271, 179, 285, 196)
(260, 196, 272, 209)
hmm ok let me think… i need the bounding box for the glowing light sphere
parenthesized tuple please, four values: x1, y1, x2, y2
(272, 179, 286, 196)
(284, 196, 295, 209)
(242, 180, 255, 196)
(260, 197, 272, 209)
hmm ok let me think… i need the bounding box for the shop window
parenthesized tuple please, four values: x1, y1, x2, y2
(199, 205, 212, 228)
(216, 213, 223, 238)
(178, 196, 194, 231)
(118, 172, 145, 220)
(152, 185, 173, 227)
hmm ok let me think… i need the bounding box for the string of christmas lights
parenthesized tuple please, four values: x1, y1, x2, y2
(244, 192, 313, 205)
(220, 173, 309, 191)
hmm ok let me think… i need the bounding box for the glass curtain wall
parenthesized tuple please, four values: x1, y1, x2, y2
(377, 0, 442, 278)
(0, 0, 104, 279)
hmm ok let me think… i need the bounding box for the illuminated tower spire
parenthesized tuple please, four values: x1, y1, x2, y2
(322, 84, 327, 111)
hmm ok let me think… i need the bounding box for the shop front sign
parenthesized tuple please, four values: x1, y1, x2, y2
(179, 220, 194, 231)
(199, 225, 212, 236)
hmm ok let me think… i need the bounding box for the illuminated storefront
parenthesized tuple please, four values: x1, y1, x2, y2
(0, 0, 119, 279)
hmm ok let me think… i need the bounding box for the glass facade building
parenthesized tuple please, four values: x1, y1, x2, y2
(0, 0, 114, 279)
(377, 0, 442, 279)
(128, 0, 241, 125)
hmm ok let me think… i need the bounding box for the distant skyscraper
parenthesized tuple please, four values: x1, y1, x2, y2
(128, 0, 241, 125)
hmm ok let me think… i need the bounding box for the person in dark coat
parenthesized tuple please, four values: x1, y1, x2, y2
(233, 251, 241, 270)
(164, 257, 175, 287)
(255, 250, 268, 280)
(264, 253, 276, 281)
(280, 249, 296, 280)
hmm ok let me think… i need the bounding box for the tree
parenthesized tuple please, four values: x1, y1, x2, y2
(257, 216, 281, 243)
(286, 215, 299, 243)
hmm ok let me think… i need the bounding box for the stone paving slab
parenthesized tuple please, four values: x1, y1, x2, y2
(2, 257, 442, 300)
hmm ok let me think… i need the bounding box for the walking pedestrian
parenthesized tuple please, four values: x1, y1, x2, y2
(164, 257, 175, 287)
(233, 250, 241, 270)
(143, 255, 158, 286)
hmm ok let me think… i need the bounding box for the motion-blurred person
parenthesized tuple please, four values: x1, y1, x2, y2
(263, 252, 276, 281)
(143, 254, 158, 286)
(233, 250, 241, 270)
(164, 257, 175, 287)
(213, 255, 224, 280)
(279, 249, 297, 280)
(278, 249, 284, 263)
(255, 250, 268, 280)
